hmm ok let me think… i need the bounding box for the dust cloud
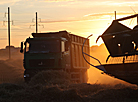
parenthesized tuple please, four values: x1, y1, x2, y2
(0, 46, 24, 84)
(88, 44, 131, 85)
(0, 45, 133, 86)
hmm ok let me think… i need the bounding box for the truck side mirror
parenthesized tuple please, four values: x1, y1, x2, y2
(20, 42, 24, 53)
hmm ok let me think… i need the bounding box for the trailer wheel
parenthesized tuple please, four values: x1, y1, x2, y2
(82, 70, 88, 83)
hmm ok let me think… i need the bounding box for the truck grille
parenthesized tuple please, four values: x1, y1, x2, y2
(29, 59, 55, 67)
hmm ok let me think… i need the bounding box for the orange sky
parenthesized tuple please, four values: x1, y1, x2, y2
(0, 0, 138, 48)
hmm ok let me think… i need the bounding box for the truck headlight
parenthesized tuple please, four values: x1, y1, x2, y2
(24, 74, 29, 78)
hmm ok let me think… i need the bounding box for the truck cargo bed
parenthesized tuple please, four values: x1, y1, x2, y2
(69, 34, 90, 69)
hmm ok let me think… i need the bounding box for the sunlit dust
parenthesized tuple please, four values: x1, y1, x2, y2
(87, 44, 132, 85)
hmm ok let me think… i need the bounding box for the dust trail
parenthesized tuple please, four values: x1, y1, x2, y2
(88, 44, 132, 85)
(0, 46, 24, 84)
(0, 59, 24, 84)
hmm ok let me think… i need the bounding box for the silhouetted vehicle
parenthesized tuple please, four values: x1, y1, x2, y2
(20, 31, 90, 83)
(94, 14, 138, 85)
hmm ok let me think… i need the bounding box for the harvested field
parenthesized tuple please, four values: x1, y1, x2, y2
(0, 82, 137, 102)
(0, 51, 137, 102)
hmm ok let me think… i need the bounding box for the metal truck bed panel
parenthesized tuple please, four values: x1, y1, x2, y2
(69, 34, 90, 69)
(102, 62, 138, 85)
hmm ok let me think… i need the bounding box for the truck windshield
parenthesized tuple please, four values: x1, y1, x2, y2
(28, 40, 60, 53)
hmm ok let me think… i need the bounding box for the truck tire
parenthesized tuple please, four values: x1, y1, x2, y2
(82, 70, 88, 83)
(70, 69, 88, 83)
(24, 69, 38, 83)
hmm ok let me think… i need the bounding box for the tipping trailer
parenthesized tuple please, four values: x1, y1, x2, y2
(94, 14, 138, 85)
(20, 30, 90, 83)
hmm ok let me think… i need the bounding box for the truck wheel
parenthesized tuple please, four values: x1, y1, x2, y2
(24, 69, 38, 83)
(82, 70, 88, 83)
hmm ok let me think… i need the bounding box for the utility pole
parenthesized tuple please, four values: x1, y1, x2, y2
(36, 12, 38, 33)
(137, 15, 138, 25)
(30, 12, 44, 33)
(3, 7, 14, 59)
(8, 7, 11, 59)
(115, 11, 116, 20)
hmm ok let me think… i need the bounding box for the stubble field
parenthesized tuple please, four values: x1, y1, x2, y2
(0, 58, 137, 102)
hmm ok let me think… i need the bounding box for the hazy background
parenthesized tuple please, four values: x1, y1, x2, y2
(0, 0, 138, 48)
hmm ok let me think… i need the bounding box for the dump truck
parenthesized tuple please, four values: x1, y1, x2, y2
(93, 14, 138, 85)
(20, 30, 90, 83)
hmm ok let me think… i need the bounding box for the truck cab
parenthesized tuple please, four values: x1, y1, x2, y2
(20, 31, 71, 82)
